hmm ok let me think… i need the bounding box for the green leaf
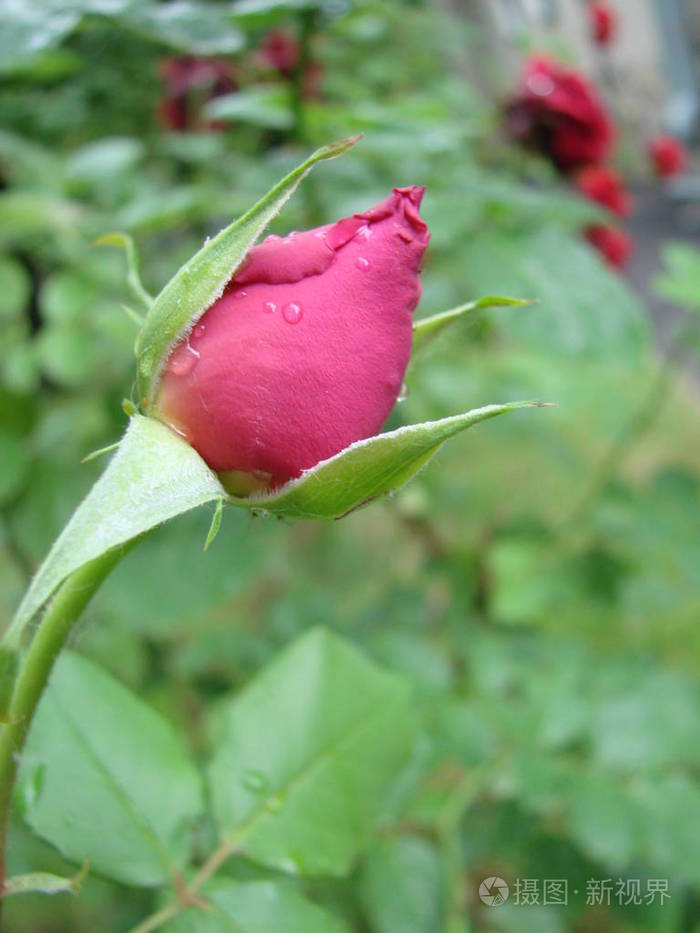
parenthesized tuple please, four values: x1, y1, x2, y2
(359, 837, 443, 933)
(135, 136, 361, 405)
(121, 2, 245, 56)
(168, 879, 349, 933)
(207, 628, 415, 876)
(16, 652, 204, 887)
(65, 137, 144, 186)
(4, 862, 87, 898)
(7, 415, 226, 642)
(458, 227, 648, 360)
(237, 402, 547, 519)
(654, 241, 700, 312)
(411, 295, 532, 358)
(0, 6, 79, 74)
(205, 86, 295, 131)
(0, 256, 31, 322)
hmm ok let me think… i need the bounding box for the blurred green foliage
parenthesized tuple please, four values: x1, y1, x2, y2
(1, 1, 699, 931)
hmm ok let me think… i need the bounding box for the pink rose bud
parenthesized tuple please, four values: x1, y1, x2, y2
(155, 187, 430, 494)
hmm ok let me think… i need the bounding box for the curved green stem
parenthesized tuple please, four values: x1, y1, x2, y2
(0, 540, 139, 907)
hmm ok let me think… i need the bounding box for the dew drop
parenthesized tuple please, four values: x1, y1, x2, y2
(282, 302, 303, 324)
(354, 224, 372, 241)
(166, 341, 200, 377)
(194, 323, 206, 338)
(396, 227, 414, 244)
(527, 72, 555, 97)
(262, 301, 277, 314)
(355, 256, 370, 271)
(243, 769, 269, 793)
(233, 289, 248, 300)
(397, 382, 410, 402)
(266, 234, 282, 243)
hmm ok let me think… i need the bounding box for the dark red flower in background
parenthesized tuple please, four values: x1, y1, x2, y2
(575, 164, 631, 216)
(648, 134, 687, 178)
(158, 57, 237, 132)
(507, 56, 615, 171)
(585, 224, 632, 269)
(259, 28, 323, 98)
(260, 29, 299, 77)
(589, 1, 616, 46)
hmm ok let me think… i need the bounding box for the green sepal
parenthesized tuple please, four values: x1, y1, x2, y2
(204, 498, 224, 551)
(94, 232, 153, 312)
(5, 401, 547, 641)
(135, 135, 361, 407)
(411, 295, 533, 359)
(234, 401, 548, 520)
(6, 416, 226, 642)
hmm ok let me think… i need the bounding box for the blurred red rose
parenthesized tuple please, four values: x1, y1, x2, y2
(575, 165, 632, 216)
(507, 56, 615, 172)
(259, 28, 322, 98)
(648, 135, 687, 178)
(585, 224, 632, 269)
(260, 29, 299, 77)
(157, 57, 237, 132)
(589, 1, 616, 45)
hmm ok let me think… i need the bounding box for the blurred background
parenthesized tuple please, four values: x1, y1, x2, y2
(1, 0, 699, 930)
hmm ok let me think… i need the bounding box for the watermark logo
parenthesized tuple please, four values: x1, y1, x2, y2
(478, 877, 670, 909)
(479, 876, 509, 906)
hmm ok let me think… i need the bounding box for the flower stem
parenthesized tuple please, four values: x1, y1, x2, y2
(0, 540, 139, 908)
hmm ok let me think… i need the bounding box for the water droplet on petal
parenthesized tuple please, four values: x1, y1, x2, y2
(314, 231, 327, 240)
(266, 234, 282, 243)
(243, 769, 268, 793)
(194, 323, 206, 338)
(262, 301, 276, 314)
(233, 289, 248, 300)
(282, 302, 303, 324)
(527, 72, 555, 96)
(355, 256, 370, 271)
(395, 226, 414, 244)
(354, 224, 372, 241)
(397, 382, 410, 402)
(167, 341, 200, 377)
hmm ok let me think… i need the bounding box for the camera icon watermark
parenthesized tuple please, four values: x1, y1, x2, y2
(478, 876, 670, 909)
(479, 876, 510, 906)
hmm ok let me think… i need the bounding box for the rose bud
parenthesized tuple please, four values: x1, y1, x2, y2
(589, 1, 616, 46)
(154, 187, 430, 494)
(648, 135, 687, 178)
(506, 56, 614, 172)
(585, 224, 633, 269)
(575, 164, 632, 216)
